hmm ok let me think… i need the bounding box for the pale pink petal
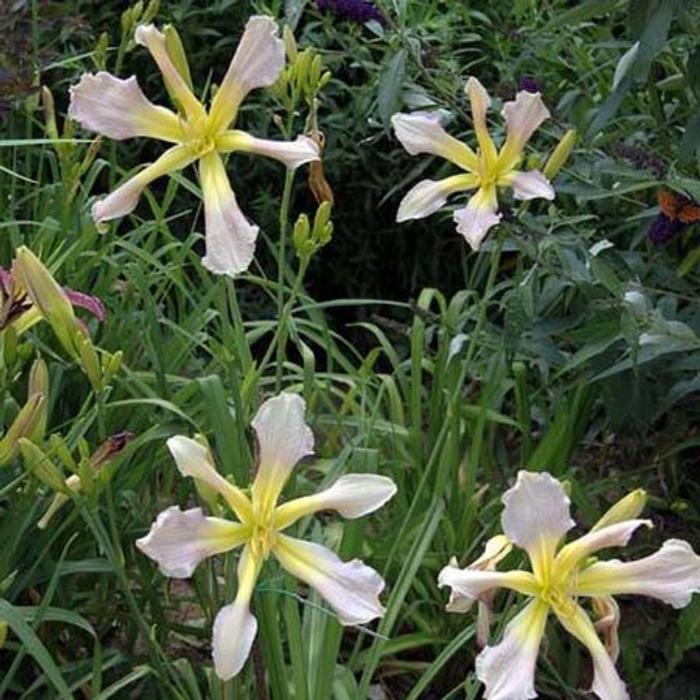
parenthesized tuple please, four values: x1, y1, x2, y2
(438, 558, 537, 613)
(396, 174, 478, 222)
(391, 112, 479, 171)
(499, 91, 550, 170)
(212, 547, 261, 679)
(498, 169, 554, 201)
(274, 473, 397, 530)
(575, 539, 700, 608)
(216, 131, 320, 169)
(554, 603, 629, 700)
(68, 72, 182, 142)
(453, 185, 502, 250)
(274, 534, 385, 625)
(134, 24, 206, 123)
(501, 471, 575, 579)
(92, 145, 195, 224)
(135, 506, 247, 578)
(208, 16, 285, 132)
(167, 436, 253, 522)
(475, 599, 549, 700)
(251, 393, 314, 511)
(198, 151, 258, 277)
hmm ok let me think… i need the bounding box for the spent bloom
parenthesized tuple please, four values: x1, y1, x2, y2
(439, 471, 700, 700)
(392, 77, 555, 250)
(136, 393, 397, 680)
(68, 16, 320, 277)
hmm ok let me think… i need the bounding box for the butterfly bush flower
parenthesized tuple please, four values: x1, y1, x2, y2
(392, 77, 555, 250)
(68, 16, 320, 276)
(439, 471, 700, 700)
(136, 393, 397, 680)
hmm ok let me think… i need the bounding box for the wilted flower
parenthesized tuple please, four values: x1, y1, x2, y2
(4, 247, 105, 360)
(392, 77, 555, 250)
(68, 16, 320, 277)
(439, 471, 700, 700)
(137, 392, 396, 680)
(316, 0, 387, 26)
(1, 251, 105, 337)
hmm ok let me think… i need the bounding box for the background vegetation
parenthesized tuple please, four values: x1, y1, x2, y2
(1, 0, 700, 697)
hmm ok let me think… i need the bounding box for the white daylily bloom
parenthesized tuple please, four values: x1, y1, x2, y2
(68, 16, 320, 277)
(136, 392, 397, 680)
(438, 471, 700, 700)
(392, 77, 555, 250)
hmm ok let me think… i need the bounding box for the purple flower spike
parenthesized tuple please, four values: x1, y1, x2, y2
(517, 75, 542, 94)
(316, 0, 388, 26)
(648, 214, 684, 246)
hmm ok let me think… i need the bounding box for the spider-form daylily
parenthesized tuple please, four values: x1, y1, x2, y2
(137, 392, 397, 679)
(68, 16, 320, 276)
(439, 470, 700, 700)
(392, 77, 555, 250)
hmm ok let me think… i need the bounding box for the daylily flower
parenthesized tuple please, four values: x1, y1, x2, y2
(68, 16, 320, 276)
(136, 392, 397, 680)
(439, 471, 700, 700)
(392, 77, 555, 250)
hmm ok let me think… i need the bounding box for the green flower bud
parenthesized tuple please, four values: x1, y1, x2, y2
(19, 438, 66, 493)
(543, 129, 577, 181)
(591, 488, 647, 531)
(13, 247, 80, 359)
(283, 25, 298, 63)
(164, 25, 193, 92)
(0, 393, 45, 467)
(292, 213, 311, 256)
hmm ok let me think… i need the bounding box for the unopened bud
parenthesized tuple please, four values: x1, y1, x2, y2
(19, 438, 66, 492)
(0, 394, 45, 467)
(42, 87, 59, 142)
(77, 333, 103, 392)
(592, 488, 647, 531)
(292, 213, 311, 255)
(141, 0, 160, 24)
(13, 247, 80, 359)
(543, 129, 577, 181)
(164, 25, 193, 91)
(283, 25, 298, 63)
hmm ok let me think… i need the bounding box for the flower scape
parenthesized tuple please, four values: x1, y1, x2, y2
(2, 2, 700, 698)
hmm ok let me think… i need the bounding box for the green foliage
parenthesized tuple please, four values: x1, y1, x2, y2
(0, 0, 699, 698)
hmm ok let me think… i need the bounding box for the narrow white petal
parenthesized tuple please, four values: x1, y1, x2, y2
(556, 519, 652, 574)
(217, 131, 320, 169)
(208, 15, 285, 132)
(391, 112, 479, 171)
(136, 506, 247, 578)
(453, 185, 502, 250)
(500, 471, 574, 575)
(465, 77, 498, 166)
(212, 547, 260, 680)
(499, 170, 555, 201)
(166, 436, 252, 522)
(274, 473, 397, 529)
(92, 145, 195, 224)
(274, 534, 385, 625)
(396, 174, 478, 222)
(476, 599, 548, 700)
(438, 560, 537, 613)
(251, 393, 314, 512)
(68, 72, 182, 142)
(555, 603, 629, 700)
(575, 539, 700, 608)
(199, 151, 258, 277)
